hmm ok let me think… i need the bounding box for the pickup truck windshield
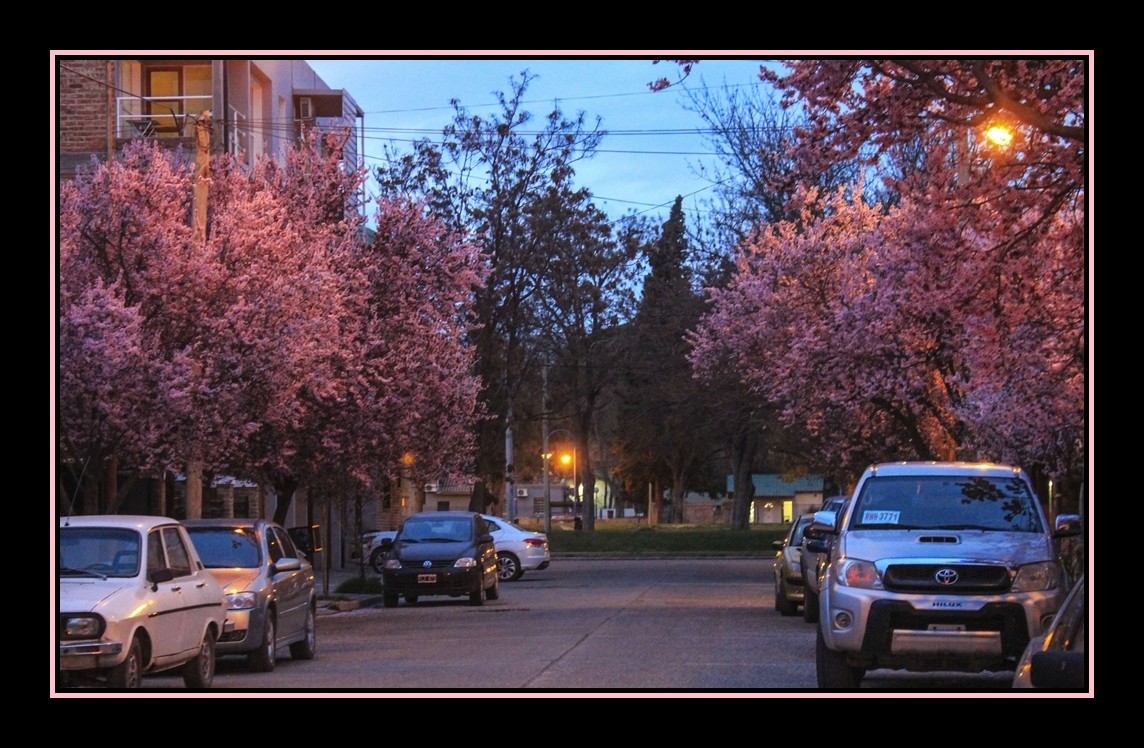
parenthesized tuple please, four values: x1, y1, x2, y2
(850, 475, 1043, 532)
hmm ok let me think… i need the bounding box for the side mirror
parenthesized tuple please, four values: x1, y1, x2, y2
(478, 533, 494, 544)
(1054, 514, 1082, 538)
(378, 537, 394, 551)
(149, 568, 174, 585)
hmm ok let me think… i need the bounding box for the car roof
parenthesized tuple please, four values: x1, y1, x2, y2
(406, 511, 478, 520)
(183, 518, 269, 529)
(865, 461, 1024, 478)
(59, 514, 182, 531)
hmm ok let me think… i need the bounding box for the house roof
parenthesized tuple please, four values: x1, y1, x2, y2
(726, 474, 824, 497)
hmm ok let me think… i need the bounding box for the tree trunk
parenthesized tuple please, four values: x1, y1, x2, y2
(729, 433, 757, 530)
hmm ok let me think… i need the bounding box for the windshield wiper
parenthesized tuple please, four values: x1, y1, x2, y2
(60, 566, 107, 579)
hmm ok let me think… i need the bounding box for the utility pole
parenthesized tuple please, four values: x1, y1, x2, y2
(542, 363, 551, 534)
(184, 110, 212, 520)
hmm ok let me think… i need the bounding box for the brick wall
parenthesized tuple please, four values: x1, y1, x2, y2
(58, 59, 110, 155)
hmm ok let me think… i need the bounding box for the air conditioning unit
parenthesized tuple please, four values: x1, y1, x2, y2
(516, 488, 529, 498)
(424, 483, 440, 493)
(297, 96, 314, 120)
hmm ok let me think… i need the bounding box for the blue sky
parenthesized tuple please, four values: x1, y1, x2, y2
(306, 56, 776, 225)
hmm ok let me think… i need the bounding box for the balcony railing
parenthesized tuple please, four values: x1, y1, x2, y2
(117, 95, 211, 139)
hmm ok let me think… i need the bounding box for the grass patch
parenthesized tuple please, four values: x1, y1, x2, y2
(545, 523, 787, 556)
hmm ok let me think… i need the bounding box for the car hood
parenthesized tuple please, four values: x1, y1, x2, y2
(839, 529, 1053, 566)
(58, 578, 136, 612)
(205, 568, 263, 593)
(393, 541, 477, 562)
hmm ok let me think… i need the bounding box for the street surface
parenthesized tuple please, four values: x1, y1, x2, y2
(61, 558, 1017, 694)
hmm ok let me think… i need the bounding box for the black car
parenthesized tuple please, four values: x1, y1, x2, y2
(772, 514, 815, 616)
(799, 495, 850, 624)
(379, 511, 500, 607)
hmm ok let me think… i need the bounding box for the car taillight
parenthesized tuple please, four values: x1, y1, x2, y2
(524, 538, 544, 547)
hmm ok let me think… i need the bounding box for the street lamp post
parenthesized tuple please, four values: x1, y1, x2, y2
(545, 427, 575, 531)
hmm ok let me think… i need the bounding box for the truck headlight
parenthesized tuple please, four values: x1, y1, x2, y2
(835, 558, 882, 589)
(1011, 561, 1060, 592)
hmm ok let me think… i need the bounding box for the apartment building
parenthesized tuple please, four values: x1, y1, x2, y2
(56, 57, 363, 179)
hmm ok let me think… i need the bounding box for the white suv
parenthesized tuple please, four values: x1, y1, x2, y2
(809, 462, 1081, 688)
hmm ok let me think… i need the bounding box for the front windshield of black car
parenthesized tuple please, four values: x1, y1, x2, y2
(849, 475, 1044, 532)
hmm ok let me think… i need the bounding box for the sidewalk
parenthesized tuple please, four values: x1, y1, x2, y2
(311, 562, 385, 613)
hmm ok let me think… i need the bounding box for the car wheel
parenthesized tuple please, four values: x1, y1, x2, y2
(486, 573, 500, 600)
(247, 614, 277, 672)
(469, 586, 484, 606)
(383, 591, 399, 608)
(368, 547, 386, 575)
(497, 552, 523, 582)
(182, 628, 216, 689)
(803, 585, 819, 623)
(775, 578, 798, 617)
(289, 605, 317, 661)
(815, 625, 864, 689)
(107, 635, 143, 688)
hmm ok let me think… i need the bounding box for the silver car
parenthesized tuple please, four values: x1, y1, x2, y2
(184, 518, 317, 673)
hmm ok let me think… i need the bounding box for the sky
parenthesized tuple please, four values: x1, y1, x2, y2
(305, 56, 777, 225)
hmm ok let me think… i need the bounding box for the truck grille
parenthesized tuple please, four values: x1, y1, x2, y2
(883, 563, 1011, 593)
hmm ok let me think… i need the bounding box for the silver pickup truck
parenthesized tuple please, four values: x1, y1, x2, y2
(808, 461, 1082, 688)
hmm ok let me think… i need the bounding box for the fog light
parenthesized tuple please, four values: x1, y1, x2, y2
(833, 610, 853, 629)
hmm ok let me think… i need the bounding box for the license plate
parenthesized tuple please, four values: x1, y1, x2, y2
(417, 573, 437, 584)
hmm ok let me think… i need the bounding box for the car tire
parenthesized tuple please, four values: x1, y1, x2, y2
(288, 605, 317, 661)
(369, 547, 386, 575)
(107, 635, 143, 688)
(182, 628, 216, 689)
(486, 573, 500, 600)
(383, 591, 399, 608)
(247, 614, 277, 672)
(815, 625, 864, 689)
(469, 585, 484, 606)
(803, 585, 819, 623)
(497, 552, 523, 582)
(775, 578, 798, 616)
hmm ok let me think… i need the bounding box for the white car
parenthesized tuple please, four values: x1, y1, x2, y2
(482, 514, 551, 582)
(57, 515, 228, 689)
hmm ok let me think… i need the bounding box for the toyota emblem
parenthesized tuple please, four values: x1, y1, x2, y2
(423, 560, 432, 568)
(934, 568, 959, 585)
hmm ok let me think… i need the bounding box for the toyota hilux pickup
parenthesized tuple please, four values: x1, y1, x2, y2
(808, 461, 1082, 688)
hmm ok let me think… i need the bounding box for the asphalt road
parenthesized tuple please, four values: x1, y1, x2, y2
(61, 558, 1018, 695)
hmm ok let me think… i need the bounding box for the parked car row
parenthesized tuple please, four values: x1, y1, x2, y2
(58, 509, 550, 689)
(58, 513, 319, 689)
(769, 462, 1087, 691)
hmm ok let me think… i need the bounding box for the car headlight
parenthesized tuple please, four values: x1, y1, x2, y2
(226, 592, 257, 610)
(453, 557, 477, 569)
(384, 558, 402, 570)
(834, 558, 882, 589)
(1011, 561, 1060, 592)
(62, 614, 103, 639)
